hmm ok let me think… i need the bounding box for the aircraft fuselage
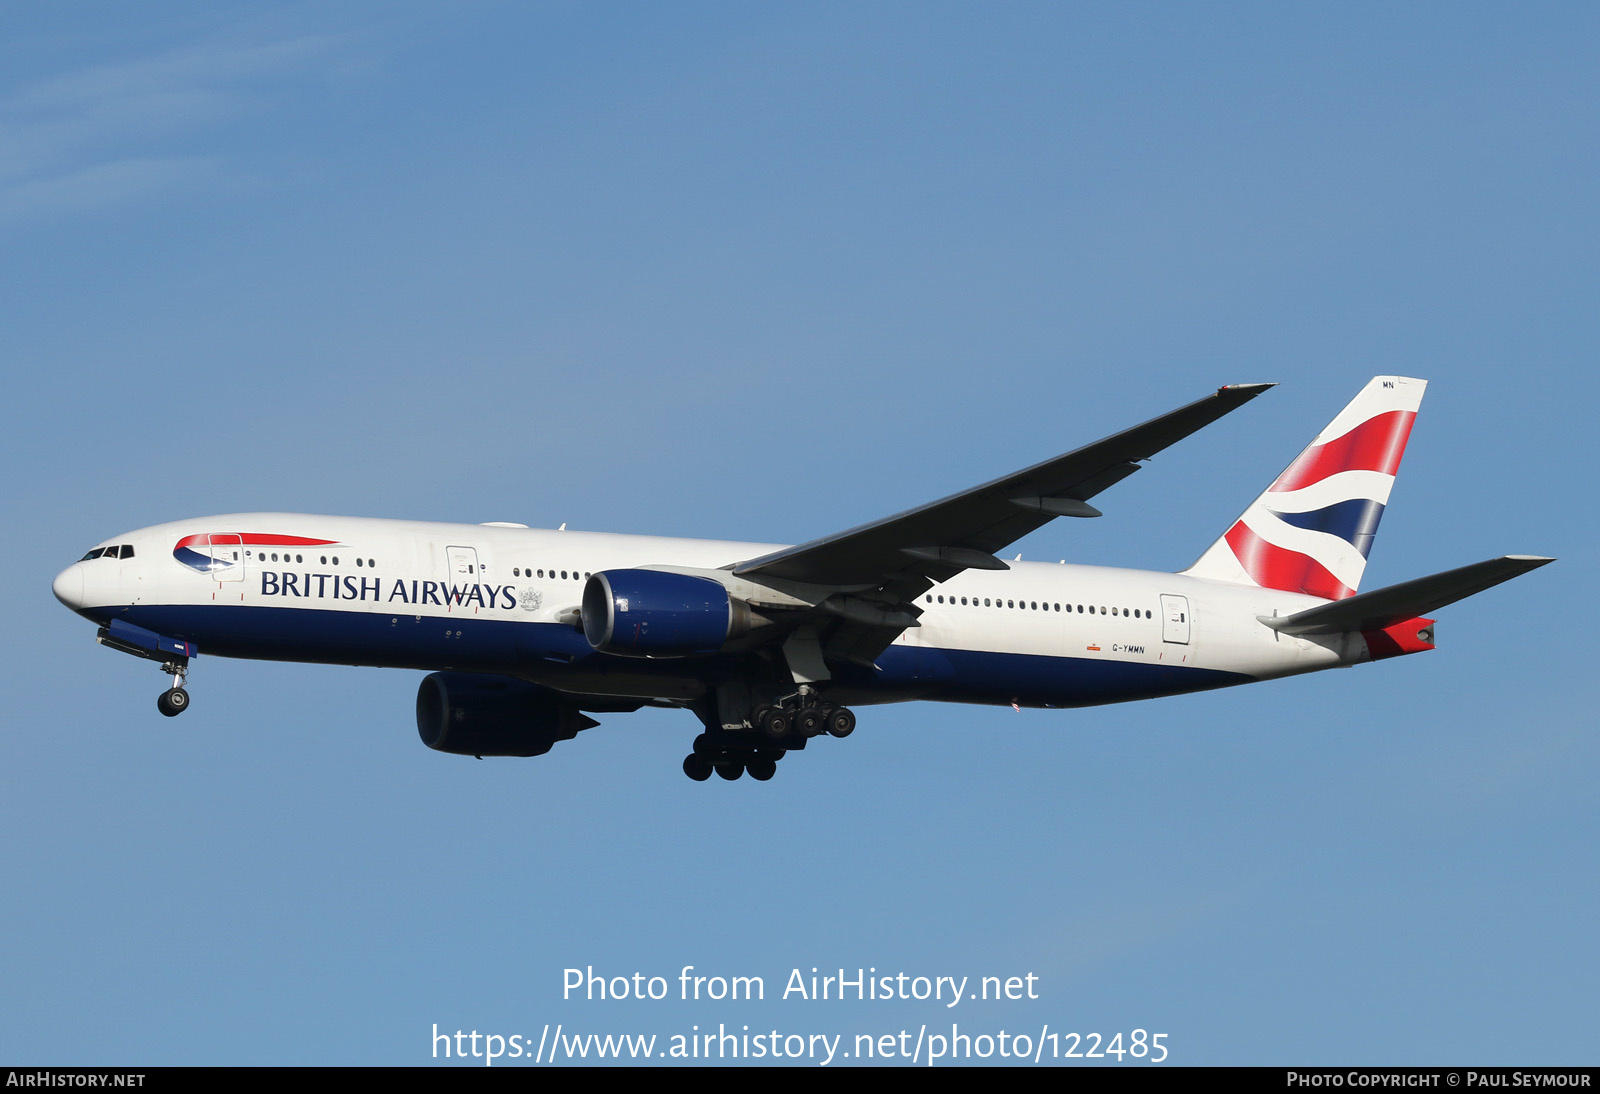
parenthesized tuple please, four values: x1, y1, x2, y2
(55, 512, 1371, 712)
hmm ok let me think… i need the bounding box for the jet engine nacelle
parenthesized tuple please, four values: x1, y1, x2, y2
(416, 672, 599, 757)
(582, 569, 757, 657)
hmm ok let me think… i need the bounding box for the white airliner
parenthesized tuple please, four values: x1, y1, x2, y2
(53, 377, 1550, 782)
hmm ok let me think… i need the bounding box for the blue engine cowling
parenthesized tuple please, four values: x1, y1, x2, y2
(582, 569, 749, 657)
(416, 672, 599, 757)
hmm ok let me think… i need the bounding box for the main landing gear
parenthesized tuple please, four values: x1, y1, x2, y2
(681, 735, 782, 783)
(755, 695, 855, 743)
(679, 694, 857, 782)
(156, 659, 190, 718)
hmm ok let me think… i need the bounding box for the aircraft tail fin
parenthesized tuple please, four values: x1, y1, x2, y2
(1183, 376, 1426, 600)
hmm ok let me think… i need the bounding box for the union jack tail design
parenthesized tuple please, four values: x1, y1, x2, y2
(1183, 376, 1426, 600)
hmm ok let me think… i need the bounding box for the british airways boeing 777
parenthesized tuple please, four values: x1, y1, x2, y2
(52, 377, 1551, 782)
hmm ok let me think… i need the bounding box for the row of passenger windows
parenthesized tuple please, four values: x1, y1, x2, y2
(80, 544, 134, 560)
(245, 551, 378, 568)
(512, 567, 590, 581)
(926, 593, 1153, 619)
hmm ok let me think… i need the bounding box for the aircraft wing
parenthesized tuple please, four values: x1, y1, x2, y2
(734, 383, 1274, 589)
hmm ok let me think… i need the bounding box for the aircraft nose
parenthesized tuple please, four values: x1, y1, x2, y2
(52, 564, 84, 610)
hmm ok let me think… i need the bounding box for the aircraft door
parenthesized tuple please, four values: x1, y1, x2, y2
(209, 534, 244, 581)
(1160, 594, 1190, 644)
(446, 546, 480, 583)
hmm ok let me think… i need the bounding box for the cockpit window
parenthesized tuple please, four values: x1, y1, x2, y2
(79, 545, 133, 560)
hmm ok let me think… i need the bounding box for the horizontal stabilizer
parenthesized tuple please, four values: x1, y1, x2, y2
(1260, 555, 1554, 636)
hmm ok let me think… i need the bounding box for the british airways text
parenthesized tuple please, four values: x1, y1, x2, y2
(258, 572, 518, 609)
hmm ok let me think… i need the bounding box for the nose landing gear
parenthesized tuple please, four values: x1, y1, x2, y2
(156, 660, 190, 718)
(94, 621, 198, 719)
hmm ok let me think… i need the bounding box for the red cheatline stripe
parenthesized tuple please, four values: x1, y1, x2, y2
(175, 533, 339, 550)
(1225, 521, 1354, 600)
(1270, 410, 1416, 493)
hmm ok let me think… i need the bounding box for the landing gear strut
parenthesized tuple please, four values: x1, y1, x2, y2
(156, 659, 190, 718)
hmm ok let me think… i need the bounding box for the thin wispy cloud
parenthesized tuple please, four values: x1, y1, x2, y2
(0, 30, 354, 225)
(0, 155, 220, 224)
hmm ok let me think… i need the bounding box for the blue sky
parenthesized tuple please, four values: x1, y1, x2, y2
(3, 2, 1595, 1065)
